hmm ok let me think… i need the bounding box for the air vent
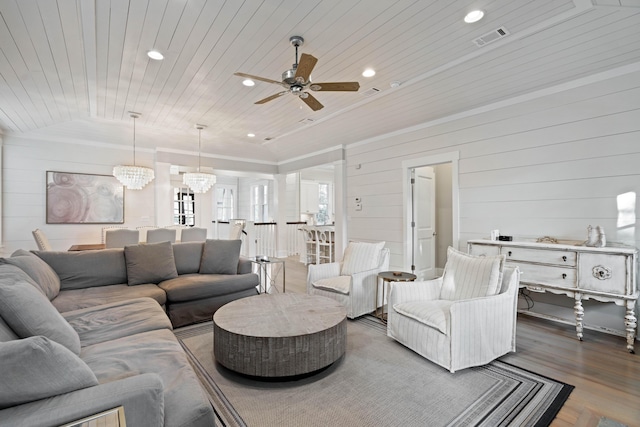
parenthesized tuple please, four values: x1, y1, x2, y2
(473, 27, 510, 47)
(361, 87, 381, 97)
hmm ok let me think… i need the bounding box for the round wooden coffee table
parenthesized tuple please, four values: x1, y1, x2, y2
(213, 293, 347, 377)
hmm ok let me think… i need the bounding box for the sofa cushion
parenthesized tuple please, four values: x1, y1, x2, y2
(1, 249, 61, 300)
(63, 298, 172, 347)
(124, 241, 178, 286)
(440, 247, 505, 301)
(341, 241, 386, 276)
(172, 242, 204, 275)
(0, 267, 81, 354)
(35, 249, 128, 290)
(0, 336, 98, 409)
(158, 273, 259, 303)
(0, 315, 18, 342)
(81, 328, 215, 427)
(199, 239, 241, 275)
(393, 300, 454, 335)
(312, 276, 352, 295)
(51, 284, 166, 313)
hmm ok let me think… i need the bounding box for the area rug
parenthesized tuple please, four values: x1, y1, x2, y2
(175, 316, 573, 427)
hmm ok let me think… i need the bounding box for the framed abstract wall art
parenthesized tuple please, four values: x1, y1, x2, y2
(46, 171, 124, 224)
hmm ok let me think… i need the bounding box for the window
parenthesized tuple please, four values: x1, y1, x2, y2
(251, 183, 269, 222)
(216, 186, 235, 221)
(316, 183, 330, 225)
(174, 187, 195, 226)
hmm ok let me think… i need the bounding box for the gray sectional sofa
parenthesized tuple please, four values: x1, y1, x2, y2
(0, 239, 261, 426)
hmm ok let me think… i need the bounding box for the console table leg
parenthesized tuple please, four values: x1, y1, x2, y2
(574, 295, 584, 341)
(624, 301, 637, 354)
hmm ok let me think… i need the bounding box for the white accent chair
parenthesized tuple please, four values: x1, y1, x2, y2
(307, 241, 390, 319)
(104, 229, 139, 248)
(32, 229, 52, 251)
(180, 227, 207, 242)
(387, 247, 521, 373)
(146, 228, 177, 244)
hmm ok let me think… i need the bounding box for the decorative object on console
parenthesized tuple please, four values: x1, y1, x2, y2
(46, 172, 124, 224)
(113, 112, 155, 190)
(183, 125, 216, 194)
(584, 224, 606, 248)
(536, 236, 559, 244)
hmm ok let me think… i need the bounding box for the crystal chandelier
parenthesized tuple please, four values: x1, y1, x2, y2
(113, 112, 155, 190)
(183, 125, 216, 193)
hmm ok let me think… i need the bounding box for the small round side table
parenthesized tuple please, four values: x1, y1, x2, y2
(376, 271, 417, 323)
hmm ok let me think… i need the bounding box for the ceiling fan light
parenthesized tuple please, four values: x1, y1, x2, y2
(362, 68, 376, 77)
(464, 10, 484, 23)
(147, 50, 164, 60)
(242, 79, 255, 87)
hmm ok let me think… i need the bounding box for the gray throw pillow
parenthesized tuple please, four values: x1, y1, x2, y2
(199, 239, 241, 275)
(173, 242, 204, 275)
(0, 275, 81, 355)
(0, 336, 98, 409)
(124, 241, 179, 286)
(0, 249, 61, 300)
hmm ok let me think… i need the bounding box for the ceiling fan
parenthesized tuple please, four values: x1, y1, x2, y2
(234, 36, 360, 111)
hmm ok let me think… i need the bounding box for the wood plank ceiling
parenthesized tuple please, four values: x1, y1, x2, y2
(0, 0, 639, 163)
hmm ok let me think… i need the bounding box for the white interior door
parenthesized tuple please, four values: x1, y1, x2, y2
(413, 167, 436, 280)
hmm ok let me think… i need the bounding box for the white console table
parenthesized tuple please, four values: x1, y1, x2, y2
(468, 239, 638, 353)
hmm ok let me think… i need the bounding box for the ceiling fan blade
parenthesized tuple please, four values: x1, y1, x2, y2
(234, 72, 281, 85)
(309, 82, 360, 92)
(255, 91, 288, 104)
(294, 53, 318, 83)
(299, 92, 324, 111)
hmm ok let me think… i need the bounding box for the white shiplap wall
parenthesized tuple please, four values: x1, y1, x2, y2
(345, 69, 640, 334)
(1, 136, 156, 254)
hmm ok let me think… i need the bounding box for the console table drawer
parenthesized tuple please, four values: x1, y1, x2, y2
(502, 247, 576, 266)
(509, 262, 577, 288)
(468, 244, 500, 257)
(578, 253, 629, 294)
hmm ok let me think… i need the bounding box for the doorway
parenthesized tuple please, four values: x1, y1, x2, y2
(402, 152, 459, 279)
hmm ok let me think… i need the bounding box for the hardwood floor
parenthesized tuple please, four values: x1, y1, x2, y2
(277, 257, 640, 427)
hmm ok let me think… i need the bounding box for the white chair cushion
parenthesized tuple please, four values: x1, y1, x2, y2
(341, 241, 385, 276)
(439, 247, 505, 301)
(312, 276, 352, 295)
(393, 300, 454, 335)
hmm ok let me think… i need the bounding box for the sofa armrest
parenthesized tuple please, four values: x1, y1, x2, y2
(238, 256, 253, 274)
(0, 374, 164, 427)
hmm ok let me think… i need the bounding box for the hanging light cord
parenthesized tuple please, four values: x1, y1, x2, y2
(130, 113, 139, 166)
(197, 126, 202, 172)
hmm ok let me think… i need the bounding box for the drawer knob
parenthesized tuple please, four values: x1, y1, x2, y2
(562, 273, 567, 279)
(593, 265, 612, 280)
(562, 256, 567, 262)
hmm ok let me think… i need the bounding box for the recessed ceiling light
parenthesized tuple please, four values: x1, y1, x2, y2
(362, 68, 376, 77)
(242, 79, 255, 87)
(147, 50, 164, 60)
(464, 10, 484, 23)
(247, 133, 255, 138)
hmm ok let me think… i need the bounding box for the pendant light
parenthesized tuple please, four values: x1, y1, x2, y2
(183, 124, 216, 193)
(113, 112, 155, 190)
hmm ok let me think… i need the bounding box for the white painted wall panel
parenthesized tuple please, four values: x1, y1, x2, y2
(345, 70, 640, 335)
